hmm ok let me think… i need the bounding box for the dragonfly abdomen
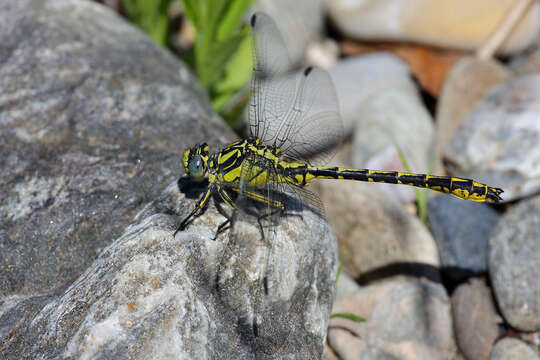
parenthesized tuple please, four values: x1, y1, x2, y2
(296, 166, 503, 203)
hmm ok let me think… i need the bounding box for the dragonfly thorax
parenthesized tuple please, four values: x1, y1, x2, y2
(183, 141, 210, 181)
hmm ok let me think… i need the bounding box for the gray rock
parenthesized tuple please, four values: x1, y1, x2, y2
(0, 0, 230, 297)
(489, 195, 540, 332)
(490, 338, 540, 360)
(444, 74, 540, 201)
(1, 180, 337, 359)
(435, 57, 511, 169)
(327, 53, 418, 134)
(328, 278, 458, 360)
(317, 179, 439, 280)
(427, 195, 500, 277)
(451, 278, 501, 360)
(352, 88, 435, 204)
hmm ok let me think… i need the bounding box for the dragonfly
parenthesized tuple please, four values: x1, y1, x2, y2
(175, 12, 503, 338)
(176, 13, 503, 237)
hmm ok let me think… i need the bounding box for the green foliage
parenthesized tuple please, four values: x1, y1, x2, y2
(396, 146, 428, 224)
(330, 312, 367, 322)
(121, 0, 174, 46)
(182, 0, 254, 114)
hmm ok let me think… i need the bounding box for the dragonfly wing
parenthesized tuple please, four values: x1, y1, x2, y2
(249, 13, 343, 165)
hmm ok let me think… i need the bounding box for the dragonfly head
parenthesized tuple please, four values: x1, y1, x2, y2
(183, 141, 210, 181)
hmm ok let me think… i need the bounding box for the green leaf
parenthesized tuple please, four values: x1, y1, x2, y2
(217, 0, 254, 40)
(199, 32, 246, 89)
(330, 313, 367, 322)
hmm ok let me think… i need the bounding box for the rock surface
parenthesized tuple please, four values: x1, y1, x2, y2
(490, 337, 540, 360)
(489, 195, 540, 332)
(445, 74, 540, 201)
(327, 53, 418, 134)
(318, 179, 439, 280)
(451, 278, 501, 360)
(435, 57, 511, 169)
(1, 182, 337, 359)
(328, 277, 458, 360)
(427, 195, 500, 277)
(0, 0, 230, 297)
(352, 87, 435, 204)
(0, 0, 338, 358)
(327, 0, 540, 54)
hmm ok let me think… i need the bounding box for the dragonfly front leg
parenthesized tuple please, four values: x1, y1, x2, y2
(174, 187, 212, 237)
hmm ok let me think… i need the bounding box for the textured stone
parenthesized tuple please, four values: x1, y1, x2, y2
(1, 180, 337, 359)
(0, 0, 230, 297)
(490, 338, 540, 360)
(452, 278, 500, 360)
(327, 0, 540, 54)
(318, 180, 439, 279)
(427, 195, 500, 277)
(328, 278, 458, 360)
(489, 195, 540, 331)
(445, 74, 540, 201)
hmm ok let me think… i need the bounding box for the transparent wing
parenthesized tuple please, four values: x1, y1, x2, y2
(249, 12, 344, 165)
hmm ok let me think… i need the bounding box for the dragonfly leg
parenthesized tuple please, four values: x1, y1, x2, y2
(174, 187, 212, 237)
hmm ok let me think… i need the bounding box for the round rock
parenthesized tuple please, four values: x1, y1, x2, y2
(427, 195, 500, 277)
(490, 338, 540, 360)
(451, 278, 500, 360)
(445, 74, 540, 201)
(329, 277, 457, 359)
(489, 195, 540, 331)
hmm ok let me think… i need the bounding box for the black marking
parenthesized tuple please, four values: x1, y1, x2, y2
(263, 276, 268, 295)
(304, 66, 313, 76)
(368, 171, 399, 184)
(426, 177, 452, 190)
(451, 179, 473, 192)
(397, 174, 426, 186)
(251, 14, 257, 27)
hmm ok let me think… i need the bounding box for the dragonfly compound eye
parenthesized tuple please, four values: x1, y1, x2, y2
(187, 154, 206, 181)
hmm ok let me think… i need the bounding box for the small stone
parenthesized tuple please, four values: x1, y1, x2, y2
(329, 277, 458, 359)
(327, 53, 418, 134)
(452, 278, 501, 360)
(318, 180, 439, 279)
(444, 74, 540, 201)
(489, 195, 540, 332)
(435, 57, 511, 166)
(427, 195, 500, 278)
(327, 0, 540, 54)
(490, 338, 540, 360)
(352, 88, 435, 203)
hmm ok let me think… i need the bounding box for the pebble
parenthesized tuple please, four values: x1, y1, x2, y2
(329, 277, 457, 360)
(490, 338, 540, 360)
(489, 195, 540, 331)
(327, 53, 418, 134)
(318, 179, 439, 279)
(451, 278, 501, 360)
(435, 57, 511, 166)
(327, 0, 540, 54)
(352, 88, 435, 203)
(427, 195, 500, 278)
(444, 74, 540, 202)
